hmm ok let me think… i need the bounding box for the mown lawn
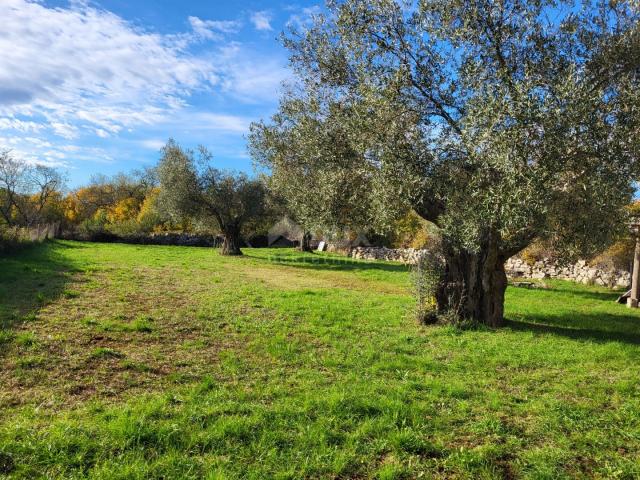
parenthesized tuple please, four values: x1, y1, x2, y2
(1, 240, 639, 479)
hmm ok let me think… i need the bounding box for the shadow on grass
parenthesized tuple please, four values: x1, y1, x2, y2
(542, 285, 624, 303)
(248, 251, 410, 274)
(0, 241, 76, 350)
(505, 311, 640, 345)
(45, 240, 89, 250)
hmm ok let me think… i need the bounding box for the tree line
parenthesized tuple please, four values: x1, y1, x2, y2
(0, 143, 433, 254)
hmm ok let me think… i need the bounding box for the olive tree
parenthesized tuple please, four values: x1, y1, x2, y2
(249, 98, 382, 251)
(250, 0, 640, 326)
(156, 140, 267, 255)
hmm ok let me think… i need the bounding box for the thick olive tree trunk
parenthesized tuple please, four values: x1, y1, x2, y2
(436, 232, 508, 327)
(221, 225, 242, 256)
(298, 231, 313, 252)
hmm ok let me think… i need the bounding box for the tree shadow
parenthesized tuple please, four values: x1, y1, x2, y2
(47, 240, 89, 250)
(0, 241, 76, 352)
(504, 310, 640, 345)
(540, 285, 624, 302)
(248, 251, 410, 274)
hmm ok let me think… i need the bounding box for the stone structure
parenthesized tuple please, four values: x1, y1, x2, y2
(351, 246, 427, 264)
(504, 257, 630, 288)
(351, 246, 631, 288)
(268, 216, 303, 248)
(62, 230, 223, 247)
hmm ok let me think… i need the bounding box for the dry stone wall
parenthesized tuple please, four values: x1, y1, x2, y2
(61, 230, 223, 247)
(350, 247, 427, 264)
(504, 257, 630, 288)
(351, 246, 631, 288)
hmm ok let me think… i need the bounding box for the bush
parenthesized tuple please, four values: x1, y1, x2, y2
(0, 225, 23, 253)
(590, 239, 635, 271)
(411, 250, 444, 324)
(389, 210, 434, 249)
(519, 236, 634, 272)
(520, 239, 556, 266)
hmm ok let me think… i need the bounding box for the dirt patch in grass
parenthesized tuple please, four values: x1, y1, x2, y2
(0, 266, 256, 409)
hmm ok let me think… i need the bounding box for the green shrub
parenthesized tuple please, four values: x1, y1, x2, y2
(388, 210, 436, 249)
(411, 250, 444, 324)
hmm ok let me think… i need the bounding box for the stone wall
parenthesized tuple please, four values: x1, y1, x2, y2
(505, 257, 630, 288)
(61, 230, 223, 247)
(350, 246, 426, 264)
(0, 223, 60, 253)
(351, 246, 631, 288)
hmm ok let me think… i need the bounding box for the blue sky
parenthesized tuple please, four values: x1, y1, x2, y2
(0, 0, 321, 187)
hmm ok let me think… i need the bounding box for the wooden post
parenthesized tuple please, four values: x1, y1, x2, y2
(628, 228, 640, 308)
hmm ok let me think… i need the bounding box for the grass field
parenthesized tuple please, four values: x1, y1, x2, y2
(1, 240, 640, 479)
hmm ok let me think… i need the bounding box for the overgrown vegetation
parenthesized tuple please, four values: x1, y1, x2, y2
(0, 225, 33, 253)
(411, 249, 443, 325)
(1, 241, 640, 478)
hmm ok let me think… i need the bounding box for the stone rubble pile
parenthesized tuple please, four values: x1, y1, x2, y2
(351, 247, 631, 288)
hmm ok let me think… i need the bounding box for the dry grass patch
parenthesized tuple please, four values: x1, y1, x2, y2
(0, 261, 269, 408)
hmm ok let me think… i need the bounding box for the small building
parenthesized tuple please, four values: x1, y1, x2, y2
(268, 217, 304, 247)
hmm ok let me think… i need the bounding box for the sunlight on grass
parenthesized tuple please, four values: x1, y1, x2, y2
(1, 241, 639, 478)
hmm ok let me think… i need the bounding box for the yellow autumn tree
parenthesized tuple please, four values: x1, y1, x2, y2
(106, 197, 141, 224)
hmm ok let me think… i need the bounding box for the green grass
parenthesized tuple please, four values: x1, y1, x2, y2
(1, 240, 639, 479)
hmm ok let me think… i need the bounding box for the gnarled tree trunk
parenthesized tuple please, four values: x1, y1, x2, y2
(221, 225, 242, 256)
(298, 231, 313, 252)
(436, 231, 508, 327)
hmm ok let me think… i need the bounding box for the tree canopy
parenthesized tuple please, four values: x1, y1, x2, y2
(250, 0, 640, 325)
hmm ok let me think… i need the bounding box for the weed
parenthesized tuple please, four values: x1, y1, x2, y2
(15, 332, 39, 349)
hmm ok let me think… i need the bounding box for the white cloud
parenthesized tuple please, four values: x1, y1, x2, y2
(0, 118, 43, 133)
(23, 137, 52, 148)
(139, 139, 166, 150)
(60, 145, 81, 152)
(0, 0, 217, 139)
(188, 16, 241, 40)
(250, 11, 273, 31)
(0, 136, 66, 167)
(187, 113, 251, 133)
(0, 0, 290, 176)
(213, 44, 289, 103)
(50, 122, 78, 140)
(157, 112, 251, 136)
(0, 133, 117, 168)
